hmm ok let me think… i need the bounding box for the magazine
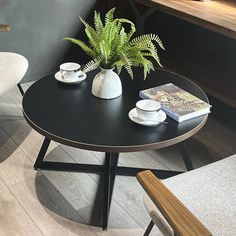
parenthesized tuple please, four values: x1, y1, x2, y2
(139, 83, 211, 122)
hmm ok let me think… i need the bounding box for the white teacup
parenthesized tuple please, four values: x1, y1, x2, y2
(60, 62, 82, 80)
(136, 99, 161, 120)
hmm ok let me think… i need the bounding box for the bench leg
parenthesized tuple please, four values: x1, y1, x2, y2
(144, 220, 154, 236)
(179, 141, 194, 171)
(17, 83, 25, 96)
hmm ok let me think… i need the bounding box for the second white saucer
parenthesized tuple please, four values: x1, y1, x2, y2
(128, 108, 167, 126)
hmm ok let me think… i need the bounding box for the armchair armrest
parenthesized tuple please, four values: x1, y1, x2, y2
(137, 170, 212, 236)
(0, 24, 11, 32)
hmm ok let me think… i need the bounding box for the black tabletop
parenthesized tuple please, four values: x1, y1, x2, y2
(22, 68, 208, 152)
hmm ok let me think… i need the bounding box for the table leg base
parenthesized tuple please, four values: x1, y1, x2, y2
(35, 161, 183, 178)
(33, 138, 186, 229)
(116, 167, 182, 178)
(36, 161, 104, 174)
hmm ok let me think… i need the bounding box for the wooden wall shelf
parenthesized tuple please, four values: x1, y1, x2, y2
(133, 0, 236, 40)
(0, 24, 11, 32)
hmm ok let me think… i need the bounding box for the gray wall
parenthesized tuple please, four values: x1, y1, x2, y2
(0, 0, 97, 82)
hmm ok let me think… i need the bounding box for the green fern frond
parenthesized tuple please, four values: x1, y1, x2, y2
(127, 24, 136, 41)
(94, 11, 103, 36)
(150, 34, 165, 50)
(120, 52, 133, 79)
(116, 27, 127, 52)
(114, 19, 122, 35)
(99, 40, 110, 64)
(105, 8, 115, 25)
(115, 60, 124, 74)
(116, 65, 123, 74)
(84, 27, 99, 51)
(139, 43, 162, 67)
(64, 8, 165, 80)
(103, 20, 114, 44)
(79, 16, 91, 29)
(142, 59, 150, 79)
(130, 34, 164, 50)
(83, 57, 101, 73)
(108, 22, 118, 44)
(63, 37, 96, 58)
(79, 16, 100, 50)
(115, 19, 136, 41)
(124, 64, 133, 79)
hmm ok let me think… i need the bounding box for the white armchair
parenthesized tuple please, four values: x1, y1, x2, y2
(0, 52, 28, 96)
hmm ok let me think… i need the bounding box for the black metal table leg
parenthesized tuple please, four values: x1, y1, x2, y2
(102, 152, 119, 230)
(103, 153, 112, 230)
(109, 153, 119, 205)
(179, 141, 194, 171)
(34, 137, 51, 169)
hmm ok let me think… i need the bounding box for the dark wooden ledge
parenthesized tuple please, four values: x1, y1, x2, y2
(133, 0, 236, 40)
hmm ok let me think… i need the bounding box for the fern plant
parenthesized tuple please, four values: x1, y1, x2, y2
(64, 8, 165, 79)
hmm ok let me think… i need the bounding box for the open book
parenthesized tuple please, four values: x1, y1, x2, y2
(139, 83, 211, 123)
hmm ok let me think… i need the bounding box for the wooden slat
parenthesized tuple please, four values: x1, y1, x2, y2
(0, 24, 11, 32)
(137, 170, 212, 236)
(134, 0, 236, 40)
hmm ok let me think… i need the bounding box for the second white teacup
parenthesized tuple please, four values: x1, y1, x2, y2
(60, 62, 82, 80)
(136, 99, 161, 120)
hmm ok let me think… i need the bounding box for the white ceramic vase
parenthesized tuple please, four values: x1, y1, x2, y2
(91, 68, 122, 99)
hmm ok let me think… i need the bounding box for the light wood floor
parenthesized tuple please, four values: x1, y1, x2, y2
(0, 83, 236, 236)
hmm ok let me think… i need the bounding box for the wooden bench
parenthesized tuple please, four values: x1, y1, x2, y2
(137, 155, 236, 236)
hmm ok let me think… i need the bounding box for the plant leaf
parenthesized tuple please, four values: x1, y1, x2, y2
(105, 8, 116, 25)
(83, 57, 101, 73)
(64, 8, 165, 79)
(94, 11, 103, 38)
(63, 37, 96, 58)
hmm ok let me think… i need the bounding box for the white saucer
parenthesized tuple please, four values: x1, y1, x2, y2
(128, 108, 167, 126)
(54, 71, 87, 84)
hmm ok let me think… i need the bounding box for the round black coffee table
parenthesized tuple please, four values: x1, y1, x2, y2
(22, 68, 208, 229)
